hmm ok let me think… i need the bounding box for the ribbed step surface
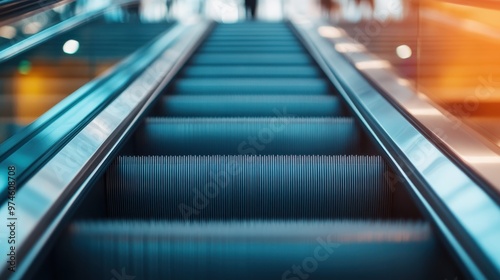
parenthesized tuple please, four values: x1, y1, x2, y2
(205, 35, 297, 42)
(55, 221, 457, 280)
(209, 31, 294, 37)
(158, 95, 344, 117)
(190, 53, 311, 65)
(172, 78, 329, 95)
(198, 46, 304, 53)
(135, 117, 359, 155)
(213, 26, 291, 32)
(107, 155, 391, 220)
(182, 66, 320, 78)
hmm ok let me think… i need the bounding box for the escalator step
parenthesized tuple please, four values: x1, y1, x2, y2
(205, 35, 297, 42)
(201, 41, 303, 48)
(182, 66, 320, 78)
(209, 32, 294, 38)
(204, 39, 296, 44)
(157, 95, 344, 117)
(198, 45, 304, 53)
(171, 78, 329, 95)
(190, 53, 311, 65)
(213, 29, 291, 33)
(212, 26, 290, 33)
(55, 221, 455, 280)
(135, 117, 359, 155)
(215, 23, 289, 27)
(214, 26, 290, 31)
(106, 155, 389, 219)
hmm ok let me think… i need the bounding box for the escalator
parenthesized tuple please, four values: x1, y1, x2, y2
(33, 22, 463, 279)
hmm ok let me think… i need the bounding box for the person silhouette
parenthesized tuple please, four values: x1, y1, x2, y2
(319, 0, 332, 19)
(165, 0, 175, 19)
(245, 0, 258, 20)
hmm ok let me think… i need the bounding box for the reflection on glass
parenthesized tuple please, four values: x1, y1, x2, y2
(0, 26, 16, 39)
(62, 39, 80, 54)
(310, 0, 500, 149)
(355, 59, 391, 70)
(417, 1, 500, 148)
(395, 44, 411, 59)
(318, 25, 344, 38)
(0, 2, 176, 144)
(17, 60, 31, 75)
(335, 42, 367, 53)
(1, 1, 87, 53)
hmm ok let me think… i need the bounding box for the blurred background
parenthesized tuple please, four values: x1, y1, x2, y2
(0, 0, 499, 148)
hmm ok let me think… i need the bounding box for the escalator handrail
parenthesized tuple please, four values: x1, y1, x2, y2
(289, 16, 500, 280)
(0, 19, 214, 280)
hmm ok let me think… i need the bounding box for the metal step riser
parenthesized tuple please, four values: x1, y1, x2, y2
(189, 54, 311, 65)
(106, 155, 390, 219)
(171, 78, 329, 95)
(181, 66, 320, 78)
(158, 95, 344, 117)
(135, 118, 360, 155)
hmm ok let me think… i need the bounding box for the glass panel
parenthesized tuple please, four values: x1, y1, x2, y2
(417, 0, 500, 148)
(0, 1, 176, 143)
(0, 1, 106, 52)
(290, 0, 499, 149)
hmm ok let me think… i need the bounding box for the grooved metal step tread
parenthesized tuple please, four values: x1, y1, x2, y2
(158, 95, 344, 117)
(181, 65, 320, 78)
(201, 41, 303, 47)
(107, 155, 391, 219)
(135, 117, 360, 155)
(198, 46, 304, 53)
(205, 36, 297, 42)
(171, 78, 329, 95)
(189, 53, 311, 65)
